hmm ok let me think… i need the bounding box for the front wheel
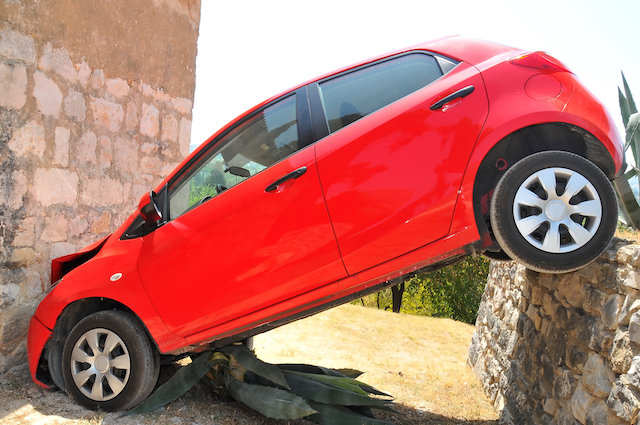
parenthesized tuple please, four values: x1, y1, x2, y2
(490, 151, 617, 273)
(62, 310, 160, 411)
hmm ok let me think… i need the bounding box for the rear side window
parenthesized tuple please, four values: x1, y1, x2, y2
(319, 53, 445, 133)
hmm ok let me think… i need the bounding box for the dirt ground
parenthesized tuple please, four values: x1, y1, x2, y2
(0, 305, 498, 425)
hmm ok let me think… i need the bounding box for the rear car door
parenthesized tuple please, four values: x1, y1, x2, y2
(313, 52, 489, 275)
(137, 90, 348, 338)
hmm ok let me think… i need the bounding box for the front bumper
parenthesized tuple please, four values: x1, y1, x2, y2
(27, 315, 53, 388)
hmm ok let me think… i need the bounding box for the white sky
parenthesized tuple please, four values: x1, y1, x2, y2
(191, 0, 640, 150)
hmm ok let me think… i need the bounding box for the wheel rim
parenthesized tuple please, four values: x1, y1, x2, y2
(513, 167, 602, 254)
(70, 328, 131, 401)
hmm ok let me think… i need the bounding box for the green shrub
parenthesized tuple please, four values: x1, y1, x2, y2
(356, 256, 490, 325)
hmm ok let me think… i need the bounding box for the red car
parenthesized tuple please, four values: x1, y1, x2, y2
(27, 36, 623, 411)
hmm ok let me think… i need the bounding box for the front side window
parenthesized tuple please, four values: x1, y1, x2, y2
(169, 95, 299, 219)
(319, 53, 445, 133)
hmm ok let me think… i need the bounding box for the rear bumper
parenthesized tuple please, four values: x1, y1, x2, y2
(27, 315, 53, 389)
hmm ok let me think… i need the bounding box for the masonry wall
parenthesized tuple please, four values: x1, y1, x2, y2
(0, 0, 200, 373)
(468, 239, 640, 424)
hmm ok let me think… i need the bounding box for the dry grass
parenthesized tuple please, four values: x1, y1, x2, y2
(1, 304, 497, 425)
(616, 226, 640, 244)
(255, 304, 497, 423)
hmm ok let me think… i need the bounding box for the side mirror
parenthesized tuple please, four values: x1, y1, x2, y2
(138, 191, 162, 225)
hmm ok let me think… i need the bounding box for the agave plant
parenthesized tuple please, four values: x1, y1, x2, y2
(124, 345, 395, 424)
(615, 72, 640, 228)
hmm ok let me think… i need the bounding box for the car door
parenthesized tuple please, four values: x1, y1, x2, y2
(313, 53, 489, 275)
(137, 91, 348, 338)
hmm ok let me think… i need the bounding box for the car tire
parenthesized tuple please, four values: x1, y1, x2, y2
(490, 151, 616, 273)
(62, 310, 160, 411)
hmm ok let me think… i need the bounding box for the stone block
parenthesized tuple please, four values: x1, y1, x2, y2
(616, 245, 640, 266)
(12, 217, 35, 247)
(53, 126, 70, 167)
(7, 170, 28, 209)
(114, 136, 139, 174)
(140, 156, 163, 174)
(76, 60, 91, 87)
(40, 215, 69, 243)
(106, 78, 130, 98)
(69, 217, 89, 237)
(171, 96, 192, 114)
(80, 178, 125, 206)
(6, 248, 37, 269)
(99, 136, 113, 170)
(140, 102, 160, 137)
(8, 120, 46, 158)
(0, 27, 36, 63)
(630, 313, 640, 344)
(582, 353, 613, 397)
(90, 97, 124, 132)
(601, 293, 624, 330)
(162, 114, 179, 142)
(572, 382, 596, 424)
(49, 242, 77, 260)
(0, 62, 28, 109)
(90, 69, 105, 89)
(63, 89, 86, 122)
(33, 71, 63, 117)
(30, 168, 79, 206)
(0, 305, 33, 349)
(76, 131, 98, 164)
(126, 101, 139, 131)
(610, 328, 633, 374)
(607, 380, 640, 423)
(38, 43, 76, 82)
(179, 117, 191, 157)
(91, 211, 112, 234)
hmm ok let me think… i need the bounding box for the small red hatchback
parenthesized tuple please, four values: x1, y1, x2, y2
(28, 36, 624, 411)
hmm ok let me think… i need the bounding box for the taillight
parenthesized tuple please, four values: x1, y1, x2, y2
(509, 51, 572, 73)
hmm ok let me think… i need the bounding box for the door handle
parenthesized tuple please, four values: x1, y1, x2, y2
(265, 166, 307, 192)
(430, 85, 475, 110)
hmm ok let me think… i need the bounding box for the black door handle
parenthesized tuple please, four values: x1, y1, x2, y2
(265, 166, 307, 192)
(430, 85, 475, 110)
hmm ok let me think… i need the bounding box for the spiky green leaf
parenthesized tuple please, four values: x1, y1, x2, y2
(277, 363, 361, 378)
(628, 112, 640, 156)
(123, 352, 213, 416)
(223, 372, 316, 419)
(282, 370, 392, 407)
(286, 370, 391, 397)
(335, 368, 364, 378)
(614, 177, 640, 229)
(307, 401, 395, 425)
(620, 87, 631, 128)
(623, 72, 638, 115)
(220, 344, 290, 389)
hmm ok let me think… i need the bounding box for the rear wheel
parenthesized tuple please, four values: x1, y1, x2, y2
(490, 151, 616, 273)
(62, 310, 160, 411)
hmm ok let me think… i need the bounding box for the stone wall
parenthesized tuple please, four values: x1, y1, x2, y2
(468, 239, 640, 424)
(0, 1, 200, 373)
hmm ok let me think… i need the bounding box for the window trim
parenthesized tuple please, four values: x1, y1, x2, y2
(307, 50, 459, 142)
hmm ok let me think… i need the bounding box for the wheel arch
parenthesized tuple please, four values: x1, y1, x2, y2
(471, 122, 616, 251)
(40, 297, 159, 390)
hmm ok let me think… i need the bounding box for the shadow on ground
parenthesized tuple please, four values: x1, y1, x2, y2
(0, 363, 498, 425)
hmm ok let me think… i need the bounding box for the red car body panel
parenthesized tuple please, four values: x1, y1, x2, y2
(316, 63, 489, 275)
(137, 146, 348, 338)
(27, 36, 625, 388)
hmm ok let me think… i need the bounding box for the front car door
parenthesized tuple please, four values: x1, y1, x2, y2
(137, 90, 348, 338)
(313, 52, 489, 275)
